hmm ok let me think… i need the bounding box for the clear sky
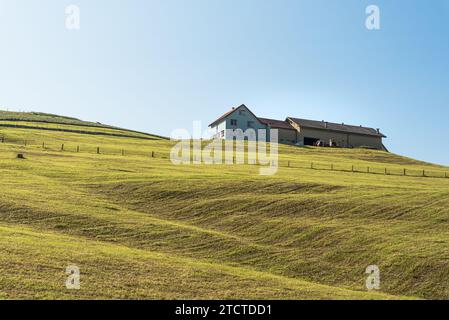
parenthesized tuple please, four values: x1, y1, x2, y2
(0, 0, 448, 165)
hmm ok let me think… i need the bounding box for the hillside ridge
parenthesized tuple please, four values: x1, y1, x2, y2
(0, 110, 169, 140)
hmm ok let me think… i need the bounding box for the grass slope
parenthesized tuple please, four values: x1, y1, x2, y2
(1, 112, 448, 300)
(0, 111, 168, 140)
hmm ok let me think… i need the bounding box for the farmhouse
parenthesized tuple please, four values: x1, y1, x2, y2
(209, 104, 387, 150)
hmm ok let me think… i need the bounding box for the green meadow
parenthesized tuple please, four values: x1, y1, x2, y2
(0, 112, 448, 300)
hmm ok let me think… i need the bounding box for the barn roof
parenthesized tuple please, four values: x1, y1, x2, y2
(258, 117, 296, 130)
(287, 117, 386, 138)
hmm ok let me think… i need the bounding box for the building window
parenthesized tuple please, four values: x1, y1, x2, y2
(239, 109, 246, 115)
(247, 121, 254, 128)
(221, 130, 225, 138)
(230, 119, 237, 126)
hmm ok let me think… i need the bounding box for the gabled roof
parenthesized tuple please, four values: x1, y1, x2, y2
(287, 117, 386, 138)
(209, 104, 260, 127)
(258, 117, 295, 130)
(209, 104, 295, 129)
(209, 108, 236, 127)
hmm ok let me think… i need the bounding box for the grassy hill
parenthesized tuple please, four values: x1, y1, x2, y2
(0, 111, 448, 300)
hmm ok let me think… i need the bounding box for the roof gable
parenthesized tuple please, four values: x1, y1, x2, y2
(208, 104, 260, 127)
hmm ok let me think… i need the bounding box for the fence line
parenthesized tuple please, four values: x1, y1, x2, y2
(1, 135, 448, 180)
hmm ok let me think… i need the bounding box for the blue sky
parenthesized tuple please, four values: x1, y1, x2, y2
(0, 0, 448, 165)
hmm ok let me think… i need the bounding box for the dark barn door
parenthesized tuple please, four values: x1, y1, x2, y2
(304, 137, 320, 146)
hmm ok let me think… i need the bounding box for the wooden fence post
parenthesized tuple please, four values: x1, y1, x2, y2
(422, 170, 425, 177)
(385, 168, 387, 175)
(77, 146, 80, 153)
(122, 149, 125, 156)
(367, 167, 370, 173)
(351, 165, 354, 172)
(61, 144, 64, 151)
(1, 136, 4, 143)
(42, 142, 45, 149)
(287, 161, 290, 168)
(97, 147, 100, 154)
(151, 151, 154, 158)
(403, 168, 406, 176)
(331, 164, 334, 171)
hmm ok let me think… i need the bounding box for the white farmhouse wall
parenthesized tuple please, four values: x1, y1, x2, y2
(225, 107, 267, 140)
(211, 121, 227, 139)
(211, 106, 268, 141)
